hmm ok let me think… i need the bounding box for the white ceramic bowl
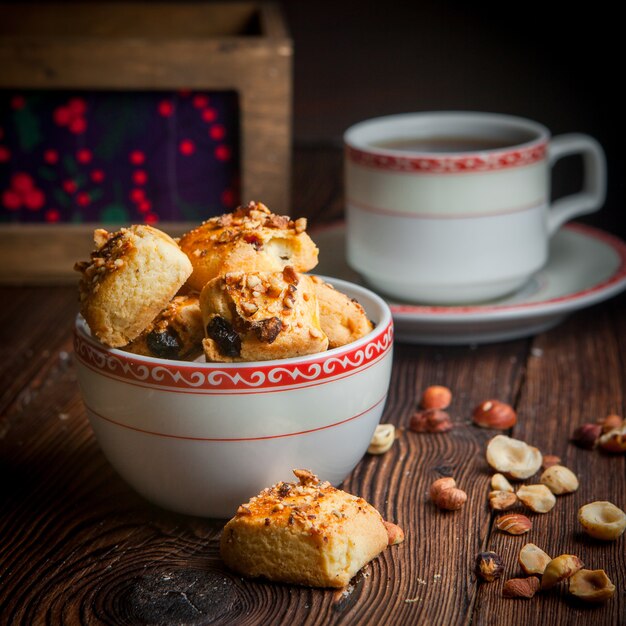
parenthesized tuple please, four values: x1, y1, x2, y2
(73, 277, 393, 518)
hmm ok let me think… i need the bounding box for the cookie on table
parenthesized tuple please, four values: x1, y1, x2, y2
(75, 225, 192, 348)
(124, 294, 204, 360)
(179, 201, 319, 291)
(311, 276, 374, 349)
(220, 469, 389, 588)
(200, 267, 328, 362)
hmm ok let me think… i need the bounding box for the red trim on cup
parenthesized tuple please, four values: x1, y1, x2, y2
(85, 394, 387, 441)
(346, 143, 547, 174)
(74, 321, 394, 391)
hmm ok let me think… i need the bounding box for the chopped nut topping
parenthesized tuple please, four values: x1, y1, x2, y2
(294, 217, 307, 233)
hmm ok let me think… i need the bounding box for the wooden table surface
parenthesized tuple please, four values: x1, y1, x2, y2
(1, 146, 625, 625)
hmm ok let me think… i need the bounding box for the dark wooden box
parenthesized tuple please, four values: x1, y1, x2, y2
(0, 2, 292, 282)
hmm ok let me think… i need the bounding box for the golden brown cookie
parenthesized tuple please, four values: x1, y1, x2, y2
(124, 294, 204, 360)
(200, 267, 328, 362)
(75, 225, 192, 347)
(311, 276, 374, 349)
(179, 202, 319, 291)
(220, 469, 389, 588)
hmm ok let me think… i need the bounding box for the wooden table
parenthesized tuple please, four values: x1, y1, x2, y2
(1, 146, 624, 625)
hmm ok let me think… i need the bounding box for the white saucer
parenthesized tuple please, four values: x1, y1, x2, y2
(312, 222, 626, 345)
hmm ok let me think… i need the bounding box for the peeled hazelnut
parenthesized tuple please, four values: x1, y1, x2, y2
(519, 543, 552, 575)
(578, 501, 626, 540)
(539, 465, 579, 495)
(486, 435, 543, 480)
(502, 576, 540, 599)
(495, 513, 532, 535)
(472, 399, 517, 429)
(516, 484, 556, 513)
(571, 423, 602, 449)
(489, 490, 518, 511)
(420, 385, 452, 410)
(598, 413, 623, 433)
(541, 554, 584, 589)
(569, 569, 616, 602)
(475, 551, 504, 582)
(491, 473, 514, 492)
(383, 521, 405, 545)
(430, 477, 467, 511)
(597, 423, 626, 453)
(367, 423, 395, 455)
(409, 409, 453, 433)
(541, 454, 561, 469)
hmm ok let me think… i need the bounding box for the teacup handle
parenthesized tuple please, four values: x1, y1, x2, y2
(547, 133, 606, 235)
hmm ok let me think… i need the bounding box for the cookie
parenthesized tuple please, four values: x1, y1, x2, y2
(311, 276, 374, 349)
(220, 469, 389, 588)
(179, 202, 319, 291)
(200, 267, 328, 362)
(75, 225, 192, 347)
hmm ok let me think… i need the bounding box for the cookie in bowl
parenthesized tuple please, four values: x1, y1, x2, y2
(75, 225, 192, 348)
(200, 267, 328, 362)
(179, 201, 319, 291)
(220, 469, 389, 588)
(124, 294, 204, 360)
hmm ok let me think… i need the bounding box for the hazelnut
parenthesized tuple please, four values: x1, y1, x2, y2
(383, 521, 405, 545)
(539, 465, 579, 495)
(502, 576, 540, 599)
(495, 513, 532, 535)
(597, 423, 626, 453)
(485, 435, 543, 480)
(409, 409, 453, 433)
(475, 551, 504, 582)
(578, 501, 626, 540)
(430, 477, 467, 511)
(598, 413, 623, 433)
(489, 490, 518, 511)
(516, 484, 556, 513)
(473, 399, 517, 429)
(367, 423, 395, 455)
(491, 473, 514, 492)
(541, 554, 584, 589)
(420, 385, 452, 410)
(571, 423, 601, 449)
(541, 454, 561, 469)
(518, 543, 552, 575)
(569, 569, 616, 602)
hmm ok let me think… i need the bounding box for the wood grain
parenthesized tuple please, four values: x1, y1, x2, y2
(0, 147, 625, 625)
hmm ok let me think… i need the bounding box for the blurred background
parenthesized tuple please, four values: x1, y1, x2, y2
(1, 0, 623, 237)
(284, 0, 623, 237)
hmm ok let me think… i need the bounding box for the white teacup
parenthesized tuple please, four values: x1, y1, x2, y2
(344, 111, 606, 304)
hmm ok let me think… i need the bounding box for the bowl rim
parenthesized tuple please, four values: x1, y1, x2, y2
(74, 275, 393, 371)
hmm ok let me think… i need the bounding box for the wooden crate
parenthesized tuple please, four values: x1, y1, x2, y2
(0, 2, 292, 283)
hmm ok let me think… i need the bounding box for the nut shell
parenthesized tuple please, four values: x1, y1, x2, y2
(502, 576, 540, 598)
(475, 551, 504, 582)
(429, 476, 467, 511)
(383, 521, 405, 545)
(571, 423, 601, 449)
(516, 484, 557, 513)
(539, 465, 579, 495)
(486, 435, 542, 480)
(495, 513, 532, 535)
(420, 385, 452, 410)
(578, 501, 626, 540)
(409, 409, 453, 433)
(367, 423, 395, 455)
(489, 490, 518, 511)
(597, 423, 626, 453)
(518, 543, 552, 575)
(473, 400, 517, 429)
(541, 554, 584, 589)
(569, 569, 616, 602)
